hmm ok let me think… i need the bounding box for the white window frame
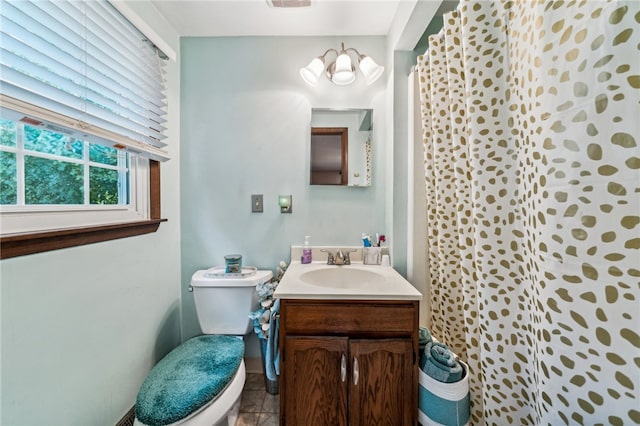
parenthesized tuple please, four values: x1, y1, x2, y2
(0, 151, 150, 235)
(0, 102, 153, 236)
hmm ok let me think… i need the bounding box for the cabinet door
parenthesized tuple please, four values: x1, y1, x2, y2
(349, 339, 415, 426)
(283, 336, 349, 426)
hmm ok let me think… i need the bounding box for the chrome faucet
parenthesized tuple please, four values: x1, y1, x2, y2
(321, 249, 357, 265)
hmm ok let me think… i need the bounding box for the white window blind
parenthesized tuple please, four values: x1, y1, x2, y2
(0, 0, 169, 161)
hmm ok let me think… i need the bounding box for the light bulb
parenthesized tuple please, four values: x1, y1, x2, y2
(358, 56, 384, 85)
(299, 57, 324, 86)
(331, 52, 355, 85)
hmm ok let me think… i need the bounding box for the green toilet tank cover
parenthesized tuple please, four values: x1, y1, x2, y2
(135, 335, 244, 426)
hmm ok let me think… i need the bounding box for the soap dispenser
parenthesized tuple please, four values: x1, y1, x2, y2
(301, 236, 312, 264)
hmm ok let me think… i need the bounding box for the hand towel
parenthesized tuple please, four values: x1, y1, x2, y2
(420, 341, 464, 383)
(265, 298, 280, 381)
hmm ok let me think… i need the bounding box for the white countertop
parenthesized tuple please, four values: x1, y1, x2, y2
(274, 261, 423, 301)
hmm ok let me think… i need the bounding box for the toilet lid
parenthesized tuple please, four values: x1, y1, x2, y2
(135, 335, 244, 425)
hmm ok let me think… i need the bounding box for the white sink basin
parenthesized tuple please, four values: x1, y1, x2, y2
(300, 267, 385, 289)
(274, 262, 422, 300)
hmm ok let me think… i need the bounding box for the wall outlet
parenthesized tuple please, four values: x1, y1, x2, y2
(251, 194, 263, 213)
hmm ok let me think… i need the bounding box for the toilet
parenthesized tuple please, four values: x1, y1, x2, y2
(134, 268, 273, 426)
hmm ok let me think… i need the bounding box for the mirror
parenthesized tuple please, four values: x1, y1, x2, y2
(310, 108, 372, 187)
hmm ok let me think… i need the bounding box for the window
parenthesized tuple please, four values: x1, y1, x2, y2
(1, 115, 129, 207)
(0, 109, 151, 235)
(0, 0, 169, 258)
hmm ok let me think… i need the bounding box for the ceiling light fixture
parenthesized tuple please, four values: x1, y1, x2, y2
(300, 42, 384, 87)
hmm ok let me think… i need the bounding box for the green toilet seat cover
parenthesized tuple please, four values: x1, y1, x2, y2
(135, 335, 244, 425)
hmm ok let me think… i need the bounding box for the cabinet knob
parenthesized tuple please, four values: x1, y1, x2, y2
(353, 357, 359, 386)
(341, 354, 347, 382)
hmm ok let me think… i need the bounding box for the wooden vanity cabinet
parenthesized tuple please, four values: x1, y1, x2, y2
(279, 299, 419, 426)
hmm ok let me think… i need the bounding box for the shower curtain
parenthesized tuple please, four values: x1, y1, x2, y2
(416, 1, 639, 424)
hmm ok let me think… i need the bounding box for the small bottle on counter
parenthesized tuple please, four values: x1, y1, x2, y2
(301, 235, 312, 264)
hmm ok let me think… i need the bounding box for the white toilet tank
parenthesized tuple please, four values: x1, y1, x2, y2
(190, 268, 273, 335)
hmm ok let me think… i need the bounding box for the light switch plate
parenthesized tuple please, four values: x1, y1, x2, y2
(251, 194, 263, 213)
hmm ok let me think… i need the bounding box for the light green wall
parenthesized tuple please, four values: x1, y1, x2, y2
(390, 50, 418, 278)
(1, 234, 181, 425)
(0, 3, 182, 425)
(180, 36, 388, 343)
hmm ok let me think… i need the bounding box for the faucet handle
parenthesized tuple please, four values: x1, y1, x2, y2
(320, 249, 335, 265)
(343, 249, 357, 265)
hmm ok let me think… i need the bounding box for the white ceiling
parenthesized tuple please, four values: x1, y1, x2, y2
(149, 0, 415, 37)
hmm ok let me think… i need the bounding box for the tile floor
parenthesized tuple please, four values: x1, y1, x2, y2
(236, 373, 279, 426)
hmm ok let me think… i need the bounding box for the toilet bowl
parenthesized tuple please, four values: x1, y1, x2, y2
(134, 268, 273, 426)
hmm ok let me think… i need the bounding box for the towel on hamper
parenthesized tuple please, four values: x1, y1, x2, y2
(418, 358, 470, 426)
(419, 326, 433, 354)
(265, 298, 280, 381)
(420, 342, 463, 384)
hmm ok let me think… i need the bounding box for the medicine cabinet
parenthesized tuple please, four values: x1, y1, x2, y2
(310, 108, 372, 187)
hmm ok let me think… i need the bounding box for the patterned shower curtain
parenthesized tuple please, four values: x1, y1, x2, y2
(416, 1, 639, 424)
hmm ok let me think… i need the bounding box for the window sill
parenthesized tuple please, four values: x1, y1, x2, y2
(1, 160, 163, 260)
(0, 219, 167, 259)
